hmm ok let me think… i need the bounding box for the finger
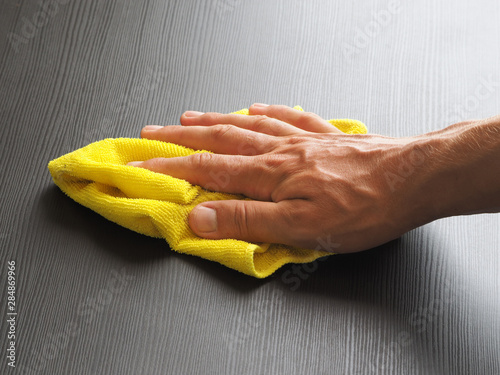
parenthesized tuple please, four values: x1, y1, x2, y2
(248, 104, 342, 134)
(189, 200, 294, 245)
(141, 124, 274, 156)
(128, 153, 276, 201)
(180, 111, 307, 136)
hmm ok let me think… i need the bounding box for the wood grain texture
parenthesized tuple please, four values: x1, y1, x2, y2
(0, 0, 499, 374)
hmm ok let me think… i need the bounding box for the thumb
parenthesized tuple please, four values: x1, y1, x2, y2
(188, 200, 289, 244)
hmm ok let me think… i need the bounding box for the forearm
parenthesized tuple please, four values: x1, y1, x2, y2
(414, 116, 500, 221)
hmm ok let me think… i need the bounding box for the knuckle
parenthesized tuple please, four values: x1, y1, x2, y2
(252, 115, 270, 130)
(283, 135, 309, 146)
(190, 152, 214, 168)
(233, 203, 251, 238)
(210, 124, 234, 140)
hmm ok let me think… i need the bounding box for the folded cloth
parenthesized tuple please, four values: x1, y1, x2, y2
(48, 107, 367, 278)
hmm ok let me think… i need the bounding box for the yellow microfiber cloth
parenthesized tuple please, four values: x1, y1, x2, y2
(48, 107, 367, 278)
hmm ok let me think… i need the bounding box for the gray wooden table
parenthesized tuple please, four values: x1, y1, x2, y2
(1, 0, 499, 374)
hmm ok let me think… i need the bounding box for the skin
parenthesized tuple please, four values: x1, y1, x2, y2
(128, 104, 500, 253)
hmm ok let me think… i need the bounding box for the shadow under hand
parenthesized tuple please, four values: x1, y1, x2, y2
(275, 237, 406, 303)
(272, 227, 496, 375)
(41, 185, 170, 263)
(40, 185, 268, 292)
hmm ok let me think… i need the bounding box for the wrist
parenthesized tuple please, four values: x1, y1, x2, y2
(387, 136, 443, 231)
(410, 116, 500, 222)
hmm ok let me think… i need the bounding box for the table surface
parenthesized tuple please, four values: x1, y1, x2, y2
(1, 0, 499, 374)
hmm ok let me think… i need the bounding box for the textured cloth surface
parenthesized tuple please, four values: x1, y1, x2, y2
(48, 107, 367, 278)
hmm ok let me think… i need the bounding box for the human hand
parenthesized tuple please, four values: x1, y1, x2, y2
(128, 104, 441, 253)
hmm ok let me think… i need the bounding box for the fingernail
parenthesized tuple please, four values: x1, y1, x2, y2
(192, 206, 217, 233)
(127, 161, 143, 167)
(252, 103, 269, 108)
(143, 125, 163, 131)
(184, 111, 204, 118)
